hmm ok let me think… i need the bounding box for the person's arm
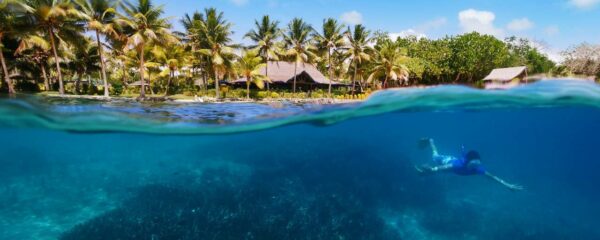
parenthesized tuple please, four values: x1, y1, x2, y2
(415, 163, 453, 174)
(485, 172, 524, 191)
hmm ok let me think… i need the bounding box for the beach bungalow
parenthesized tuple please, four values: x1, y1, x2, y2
(230, 61, 346, 91)
(483, 66, 528, 90)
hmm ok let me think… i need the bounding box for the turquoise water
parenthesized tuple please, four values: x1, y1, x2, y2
(1, 81, 600, 239)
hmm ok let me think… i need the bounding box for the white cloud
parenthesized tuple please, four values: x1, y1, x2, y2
(569, 0, 600, 9)
(388, 17, 447, 41)
(230, 0, 249, 6)
(544, 25, 560, 36)
(415, 17, 448, 33)
(389, 29, 427, 40)
(458, 9, 504, 37)
(507, 18, 534, 31)
(340, 11, 363, 25)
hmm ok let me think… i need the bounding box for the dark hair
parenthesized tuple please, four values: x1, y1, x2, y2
(465, 151, 481, 163)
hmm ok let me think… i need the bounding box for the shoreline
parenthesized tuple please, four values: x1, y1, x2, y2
(30, 93, 363, 105)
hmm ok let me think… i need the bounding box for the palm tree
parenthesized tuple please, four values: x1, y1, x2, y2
(154, 44, 188, 96)
(346, 24, 372, 94)
(245, 15, 280, 91)
(368, 40, 409, 89)
(283, 18, 316, 93)
(26, 0, 85, 95)
(235, 49, 267, 99)
(196, 8, 235, 99)
(119, 0, 177, 98)
(66, 36, 100, 94)
(76, 0, 118, 97)
(313, 18, 345, 96)
(0, 0, 32, 94)
(180, 11, 208, 91)
(15, 35, 52, 90)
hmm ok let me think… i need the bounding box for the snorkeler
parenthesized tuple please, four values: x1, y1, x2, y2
(416, 138, 524, 191)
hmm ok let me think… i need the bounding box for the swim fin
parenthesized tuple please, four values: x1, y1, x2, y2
(418, 138, 431, 149)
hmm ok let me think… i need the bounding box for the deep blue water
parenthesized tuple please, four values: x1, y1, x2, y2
(1, 81, 600, 240)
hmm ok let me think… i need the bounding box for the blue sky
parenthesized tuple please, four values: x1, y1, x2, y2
(155, 0, 600, 60)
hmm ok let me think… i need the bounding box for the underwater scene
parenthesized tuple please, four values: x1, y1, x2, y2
(1, 80, 600, 240)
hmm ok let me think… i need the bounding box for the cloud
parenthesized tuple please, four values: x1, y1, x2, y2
(544, 25, 560, 36)
(340, 11, 363, 25)
(569, 0, 600, 9)
(507, 18, 534, 31)
(389, 29, 427, 40)
(388, 17, 447, 41)
(415, 17, 448, 33)
(458, 9, 504, 37)
(230, 0, 249, 6)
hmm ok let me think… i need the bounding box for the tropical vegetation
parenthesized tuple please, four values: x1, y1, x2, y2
(1, 0, 590, 100)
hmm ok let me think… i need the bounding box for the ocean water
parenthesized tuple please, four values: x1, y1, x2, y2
(1, 80, 600, 240)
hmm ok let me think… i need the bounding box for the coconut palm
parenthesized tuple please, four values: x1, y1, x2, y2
(195, 8, 235, 99)
(119, 0, 177, 98)
(235, 49, 267, 99)
(15, 35, 52, 90)
(0, 0, 32, 94)
(313, 18, 346, 96)
(346, 24, 372, 94)
(154, 44, 188, 96)
(283, 18, 316, 93)
(76, 0, 118, 97)
(245, 15, 280, 91)
(368, 40, 409, 89)
(25, 0, 86, 95)
(66, 36, 100, 94)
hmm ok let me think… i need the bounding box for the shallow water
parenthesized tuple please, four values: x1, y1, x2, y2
(1, 81, 600, 240)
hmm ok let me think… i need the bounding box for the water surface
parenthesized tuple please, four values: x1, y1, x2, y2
(1, 81, 599, 240)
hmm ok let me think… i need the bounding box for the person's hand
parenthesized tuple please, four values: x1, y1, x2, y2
(507, 183, 525, 191)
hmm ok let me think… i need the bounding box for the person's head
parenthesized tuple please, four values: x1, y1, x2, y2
(465, 150, 482, 168)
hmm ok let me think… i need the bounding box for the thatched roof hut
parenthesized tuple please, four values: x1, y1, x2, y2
(483, 66, 528, 89)
(230, 61, 346, 90)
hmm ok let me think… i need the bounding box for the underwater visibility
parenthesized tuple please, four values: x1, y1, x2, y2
(1, 80, 600, 240)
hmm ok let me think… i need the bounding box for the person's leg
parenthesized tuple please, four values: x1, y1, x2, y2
(429, 139, 439, 157)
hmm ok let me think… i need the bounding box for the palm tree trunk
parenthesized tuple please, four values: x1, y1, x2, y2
(40, 62, 49, 91)
(358, 75, 364, 92)
(328, 49, 332, 97)
(214, 68, 220, 98)
(265, 59, 269, 92)
(139, 44, 146, 98)
(351, 60, 358, 95)
(293, 61, 298, 93)
(246, 78, 251, 99)
(165, 70, 172, 96)
(383, 75, 389, 89)
(0, 45, 14, 94)
(48, 28, 64, 95)
(75, 71, 82, 94)
(96, 30, 109, 97)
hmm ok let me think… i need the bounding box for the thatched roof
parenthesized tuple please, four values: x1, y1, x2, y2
(483, 66, 527, 82)
(231, 61, 344, 85)
(128, 81, 150, 86)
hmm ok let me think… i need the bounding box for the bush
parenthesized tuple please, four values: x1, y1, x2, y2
(14, 81, 40, 92)
(109, 83, 124, 96)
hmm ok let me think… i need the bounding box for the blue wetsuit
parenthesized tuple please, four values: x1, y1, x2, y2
(433, 154, 486, 176)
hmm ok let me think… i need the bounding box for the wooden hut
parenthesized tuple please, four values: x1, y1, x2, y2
(230, 61, 346, 91)
(483, 66, 528, 90)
